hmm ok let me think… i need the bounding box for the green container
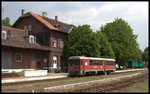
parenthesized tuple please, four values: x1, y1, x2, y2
(128, 61, 139, 68)
(139, 62, 143, 68)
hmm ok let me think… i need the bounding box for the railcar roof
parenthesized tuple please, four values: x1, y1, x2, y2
(68, 56, 115, 61)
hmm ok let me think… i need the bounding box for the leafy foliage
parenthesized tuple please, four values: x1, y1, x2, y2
(2, 17, 12, 27)
(142, 46, 149, 62)
(96, 31, 115, 58)
(101, 18, 140, 65)
(63, 25, 100, 58)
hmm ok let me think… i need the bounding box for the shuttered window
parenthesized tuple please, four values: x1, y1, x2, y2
(16, 53, 22, 62)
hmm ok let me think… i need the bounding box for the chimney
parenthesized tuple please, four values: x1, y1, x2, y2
(22, 9, 25, 16)
(42, 12, 47, 17)
(55, 16, 58, 21)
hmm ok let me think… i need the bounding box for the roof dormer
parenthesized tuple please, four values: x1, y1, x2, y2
(29, 35, 36, 44)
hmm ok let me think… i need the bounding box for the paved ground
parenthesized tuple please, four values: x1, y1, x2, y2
(115, 68, 145, 73)
(2, 73, 69, 84)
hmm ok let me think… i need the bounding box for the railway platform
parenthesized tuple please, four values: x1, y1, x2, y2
(115, 68, 145, 73)
(2, 73, 69, 84)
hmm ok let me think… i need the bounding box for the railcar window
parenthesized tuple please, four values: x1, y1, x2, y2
(69, 60, 80, 66)
(89, 60, 92, 65)
(109, 61, 111, 65)
(80, 60, 82, 65)
(100, 61, 103, 65)
(112, 62, 114, 65)
(109, 61, 113, 65)
(106, 61, 109, 65)
(89, 60, 103, 66)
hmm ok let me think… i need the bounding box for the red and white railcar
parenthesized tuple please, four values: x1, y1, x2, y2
(68, 56, 116, 76)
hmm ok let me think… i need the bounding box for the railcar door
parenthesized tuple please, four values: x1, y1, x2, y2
(104, 60, 106, 69)
(80, 59, 84, 70)
(80, 59, 84, 75)
(81, 59, 88, 75)
(84, 60, 88, 70)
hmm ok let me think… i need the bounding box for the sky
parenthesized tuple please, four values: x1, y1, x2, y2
(1, 1, 149, 52)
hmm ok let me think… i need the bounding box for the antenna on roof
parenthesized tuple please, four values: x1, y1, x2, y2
(72, 17, 73, 24)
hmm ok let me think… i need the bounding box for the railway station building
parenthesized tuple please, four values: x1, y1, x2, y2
(2, 9, 74, 72)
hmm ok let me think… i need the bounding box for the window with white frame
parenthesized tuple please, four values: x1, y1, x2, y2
(53, 36, 57, 47)
(43, 58, 47, 67)
(60, 39, 64, 48)
(16, 53, 22, 62)
(1, 30, 7, 40)
(29, 35, 36, 44)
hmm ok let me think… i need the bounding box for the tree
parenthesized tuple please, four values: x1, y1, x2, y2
(101, 18, 140, 66)
(136, 48, 143, 62)
(142, 47, 149, 62)
(2, 17, 11, 27)
(96, 31, 115, 58)
(63, 24, 100, 58)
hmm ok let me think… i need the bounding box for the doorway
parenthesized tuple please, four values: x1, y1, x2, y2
(53, 56, 57, 68)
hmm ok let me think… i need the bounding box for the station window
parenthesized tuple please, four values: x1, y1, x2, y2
(44, 58, 47, 67)
(16, 53, 22, 62)
(53, 36, 57, 47)
(60, 39, 64, 48)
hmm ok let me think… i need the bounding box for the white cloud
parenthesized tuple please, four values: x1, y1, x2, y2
(2, 1, 148, 51)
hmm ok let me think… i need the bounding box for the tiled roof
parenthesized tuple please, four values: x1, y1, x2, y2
(13, 12, 74, 33)
(2, 26, 50, 51)
(41, 16, 74, 33)
(30, 13, 59, 31)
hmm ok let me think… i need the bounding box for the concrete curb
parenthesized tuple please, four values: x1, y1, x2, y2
(44, 73, 141, 91)
(115, 69, 145, 73)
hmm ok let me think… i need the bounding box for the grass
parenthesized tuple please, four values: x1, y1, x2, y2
(111, 79, 149, 92)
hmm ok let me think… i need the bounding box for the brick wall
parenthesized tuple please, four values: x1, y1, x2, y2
(13, 16, 69, 72)
(2, 46, 48, 69)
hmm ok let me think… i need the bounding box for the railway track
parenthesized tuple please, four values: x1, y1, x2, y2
(69, 72, 148, 93)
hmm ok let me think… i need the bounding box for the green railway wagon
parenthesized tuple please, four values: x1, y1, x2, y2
(139, 62, 143, 68)
(128, 61, 139, 68)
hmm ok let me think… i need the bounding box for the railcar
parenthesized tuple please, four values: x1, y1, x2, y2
(128, 61, 143, 68)
(68, 56, 116, 76)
